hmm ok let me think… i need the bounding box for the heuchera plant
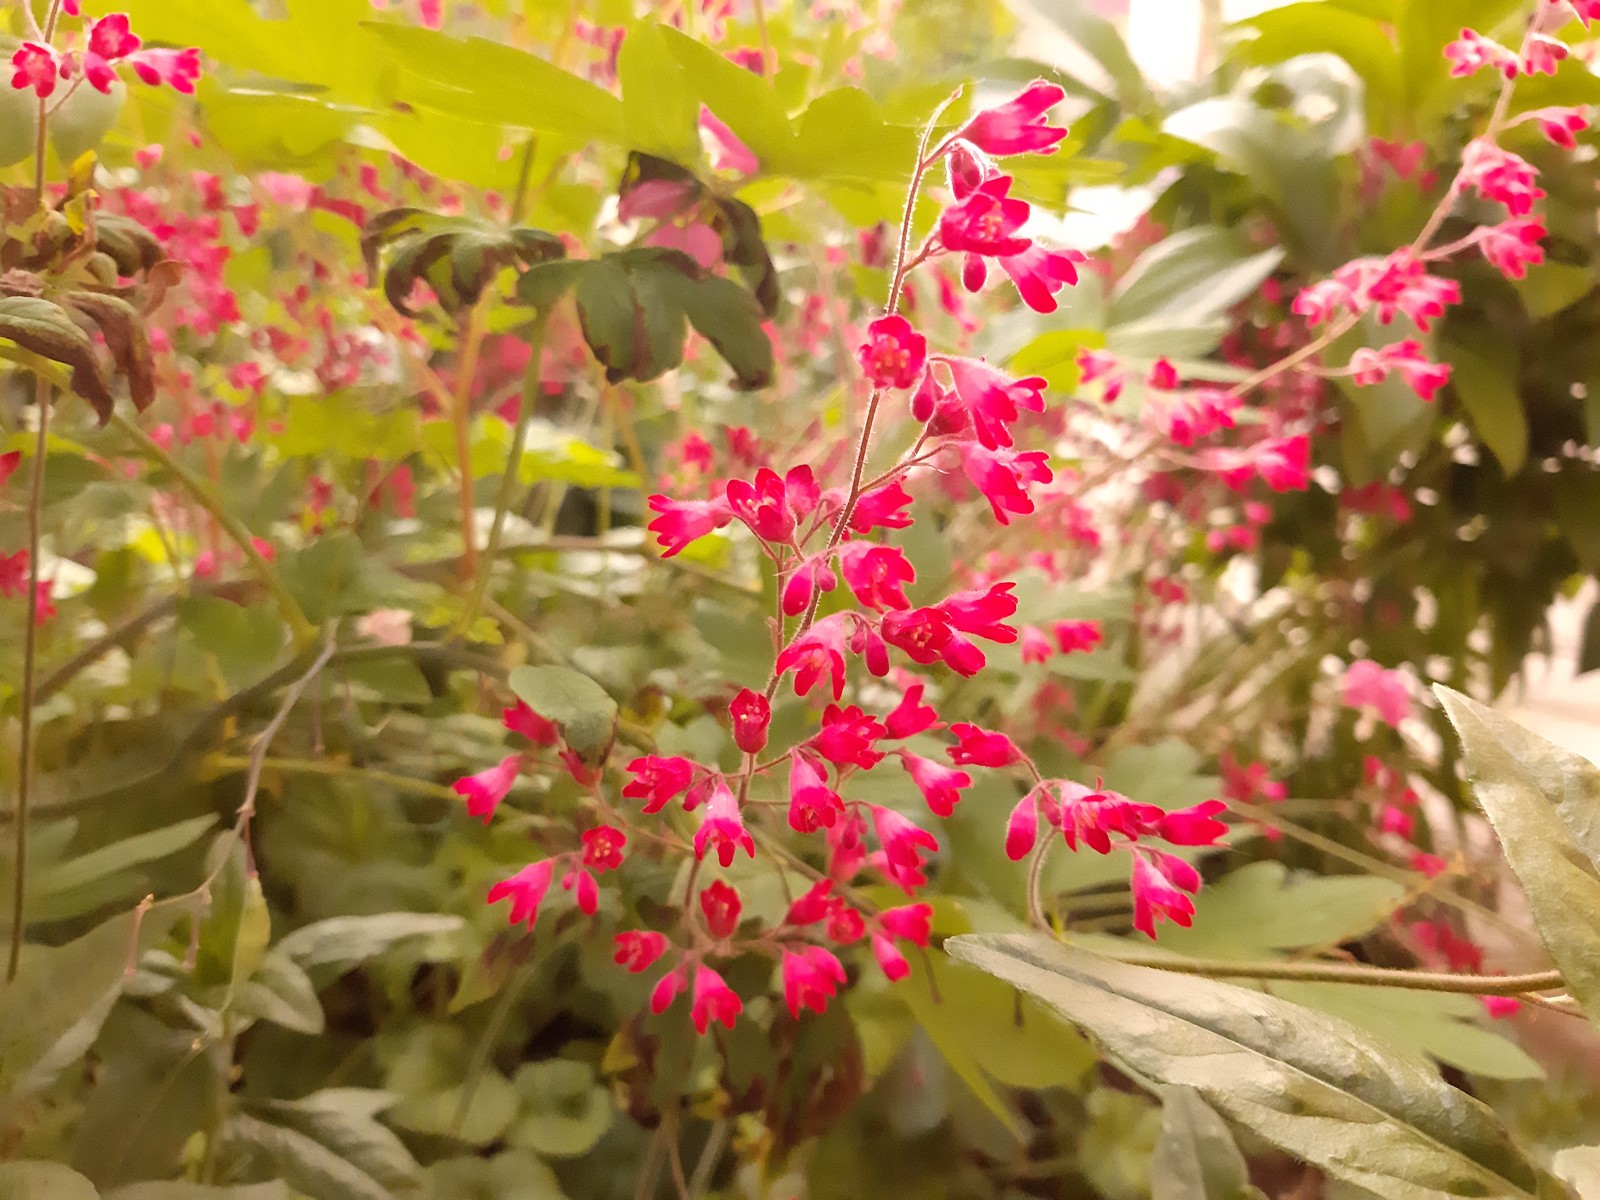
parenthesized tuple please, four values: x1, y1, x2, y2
(437, 83, 1236, 1035)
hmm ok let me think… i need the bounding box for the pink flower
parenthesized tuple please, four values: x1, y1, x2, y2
(1460, 140, 1545, 216)
(1005, 792, 1040, 861)
(1130, 851, 1200, 939)
(699, 106, 759, 174)
(1342, 659, 1412, 728)
(871, 933, 911, 981)
(1053, 619, 1103, 654)
(1055, 782, 1159, 854)
(0, 551, 28, 599)
(646, 495, 733, 556)
(693, 780, 756, 867)
(857, 315, 928, 389)
(838, 542, 916, 611)
(1346, 340, 1451, 402)
(997, 245, 1083, 313)
(129, 47, 202, 94)
(0, 450, 19, 491)
(729, 688, 770, 755)
(1155, 799, 1229, 846)
(1335, 253, 1461, 330)
(1076, 348, 1125, 402)
(486, 858, 556, 925)
(948, 723, 1022, 768)
(452, 754, 521, 823)
(940, 581, 1018, 643)
(774, 613, 852, 700)
(581, 825, 627, 871)
(11, 43, 59, 98)
(849, 481, 915, 533)
(880, 902, 934, 946)
(1480, 995, 1522, 1020)
(726, 465, 813, 543)
(1443, 28, 1518, 78)
(815, 705, 888, 769)
(1521, 34, 1568, 77)
(961, 444, 1053, 524)
(940, 357, 1048, 450)
(614, 930, 670, 973)
(502, 700, 560, 746)
(561, 866, 599, 915)
(785, 879, 837, 925)
(1524, 106, 1590, 150)
(958, 80, 1069, 156)
(89, 15, 141, 61)
(868, 805, 939, 893)
(623, 755, 697, 814)
(699, 879, 743, 939)
(788, 753, 845, 833)
(939, 175, 1032, 257)
(1478, 217, 1546, 280)
(1020, 625, 1054, 663)
(690, 965, 743, 1033)
(1204, 436, 1311, 493)
(880, 606, 986, 676)
(901, 752, 971, 817)
(782, 554, 838, 617)
(1572, 0, 1600, 25)
(649, 966, 689, 1014)
(885, 683, 940, 738)
(1148, 358, 1181, 390)
(781, 946, 847, 1017)
(1157, 389, 1239, 446)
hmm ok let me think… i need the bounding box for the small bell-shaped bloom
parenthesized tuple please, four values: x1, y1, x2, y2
(487, 858, 556, 926)
(623, 755, 698, 814)
(690, 964, 743, 1034)
(729, 688, 771, 755)
(961, 445, 1053, 524)
(838, 542, 916, 612)
(699, 879, 743, 939)
(1005, 792, 1040, 861)
(868, 805, 940, 893)
(581, 825, 627, 871)
(774, 613, 852, 700)
(848, 481, 915, 533)
(615, 930, 670, 973)
(948, 723, 1022, 768)
(940, 357, 1048, 450)
(693, 780, 756, 867)
(857, 315, 928, 389)
(782, 554, 838, 616)
(649, 966, 689, 1014)
(885, 683, 940, 738)
(502, 701, 560, 746)
(957, 80, 1069, 156)
(646, 495, 733, 557)
(788, 753, 845, 833)
(452, 755, 521, 823)
(1130, 851, 1200, 939)
(780, 946, 848, 1017)
(900, 752, 972, 817)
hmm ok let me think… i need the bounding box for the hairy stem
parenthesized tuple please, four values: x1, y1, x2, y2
(1093, 951, 1563, 996)
(459, 312, 549, 636)
(452, 304, 489, 582)
(8, 378, 52, 982)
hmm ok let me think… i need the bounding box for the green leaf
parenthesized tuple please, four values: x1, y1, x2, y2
(573, 256, 683, 384)
(29, 813, 217, 905)
(897, 958, 1097, 1135)
(360, 24, 624, 142)
(0, 1163, 100, 1200)
(507, 665, 619, 766)
(660, 272, 775, 390)
(1515, 262, 1594, 320)
(947, 935, 1551, 1200)
(234, 948, 326, 1035)
(1233, 3, 1402, 120)
(1152, 862, 1402, 959)
(788, 87, 919, 182)
(254, 1090, 421, 1194)
(507, 1061, 613, 1158)
(1435, 687, 1600, 1026)
(390, 1072, 520, 1147)
(1108, 227, 1284, 330)
(618, 23, 700, 160)
(0, 905, 181, 1113)
(277, 913, 465, 972)
(1151, 1087, 1263, 1200)
(106, 1185, 290, 1200)
(1442, 333, 1528, 476)
(225, 1113, 392, 1200)
(0, 297, 114, 423)
(659, 27, 795, 166)
(1007, 0, 1149, 108)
